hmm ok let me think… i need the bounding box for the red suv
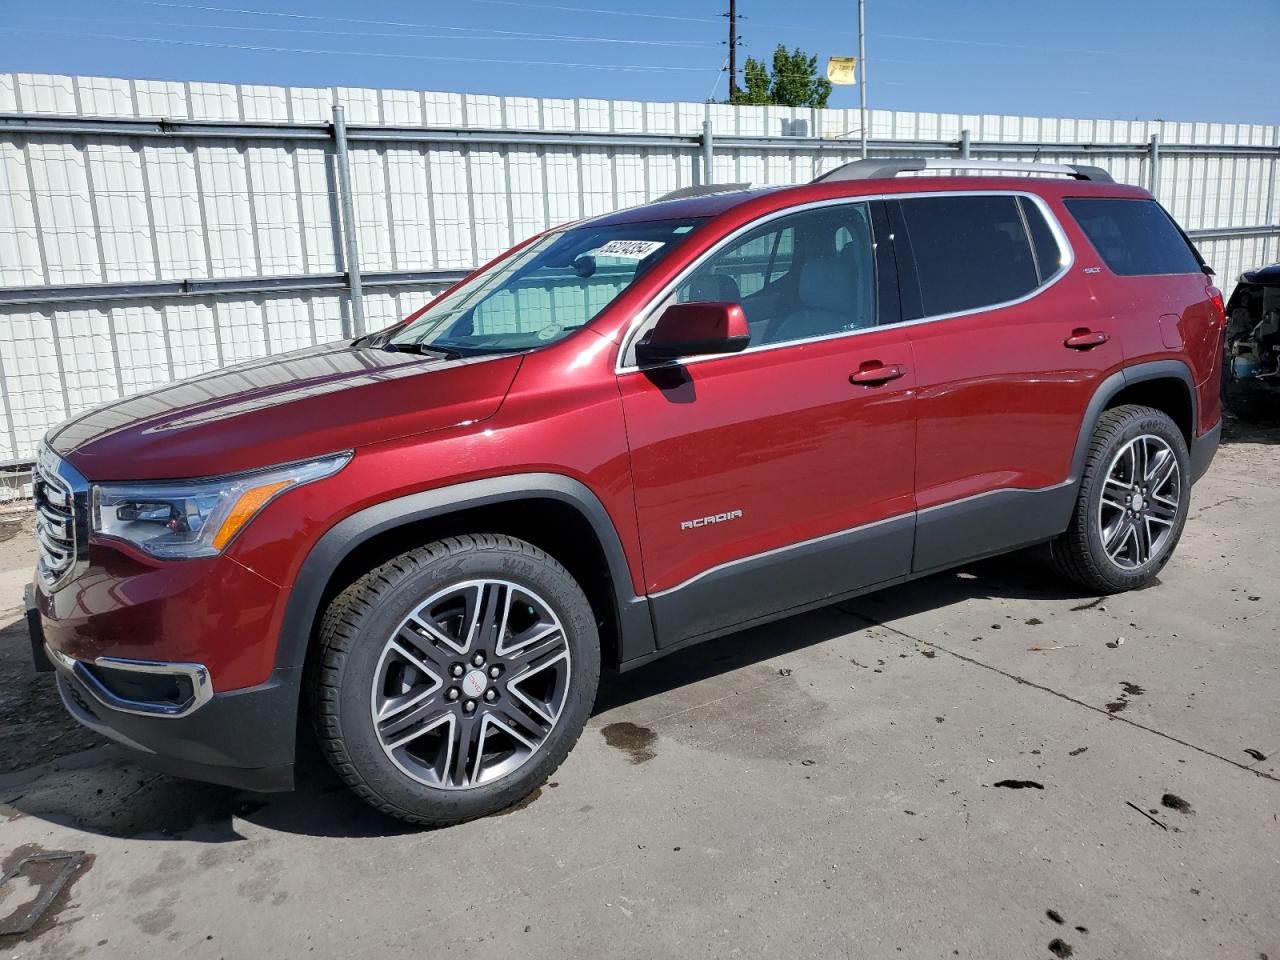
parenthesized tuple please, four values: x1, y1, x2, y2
(27, 158, 1224, 824)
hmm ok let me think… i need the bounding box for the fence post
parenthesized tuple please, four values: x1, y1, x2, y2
(1148, 133, 1161, 197)
(960, 128, 971, 159)
(701, 118, 714, 185)
(1264, 127, 1279, 266)
(332, 105, 366, 337)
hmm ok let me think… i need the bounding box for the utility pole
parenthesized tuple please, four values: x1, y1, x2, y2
(727, 0, 739, 101)
(858, 0, 868, 158)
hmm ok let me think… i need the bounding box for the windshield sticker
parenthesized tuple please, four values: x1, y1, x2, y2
(594, 239, 665, 260)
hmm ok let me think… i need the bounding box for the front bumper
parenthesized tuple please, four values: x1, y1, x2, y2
(51, 659, 299, 792)
(29, 584, 298, 792)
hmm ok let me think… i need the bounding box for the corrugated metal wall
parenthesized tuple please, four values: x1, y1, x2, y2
(1, 71, 1277, 469)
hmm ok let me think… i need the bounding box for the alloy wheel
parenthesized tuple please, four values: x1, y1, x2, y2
(369, 579, 572, 790)
(1097, 433, 1181, 570)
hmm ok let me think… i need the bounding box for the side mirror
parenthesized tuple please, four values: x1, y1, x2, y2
(635, 301, 750, 366)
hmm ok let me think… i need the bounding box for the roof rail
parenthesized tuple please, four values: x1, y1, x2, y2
(813, 158, 1113, 184)
(654, 182, 751, 202)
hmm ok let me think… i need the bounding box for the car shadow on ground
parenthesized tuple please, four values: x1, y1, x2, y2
(4, 550, 1090, 842)
(1222, 415, 1280, 445)
(593, 549, 1085, 714)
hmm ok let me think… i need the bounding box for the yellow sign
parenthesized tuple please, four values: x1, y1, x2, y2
(827, 56, 858, 85)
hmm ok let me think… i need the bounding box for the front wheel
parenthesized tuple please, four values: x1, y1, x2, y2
(309, 534, 600, 826)
(1052, 404, 1191, 593)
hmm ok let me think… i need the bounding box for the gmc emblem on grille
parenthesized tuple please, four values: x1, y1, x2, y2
(681, 509, 743, 531)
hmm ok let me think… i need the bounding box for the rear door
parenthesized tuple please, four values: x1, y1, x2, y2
(1063, 197, 1223, 434)
(618, 200, 917, 646)
(891, 191, 1123, 574)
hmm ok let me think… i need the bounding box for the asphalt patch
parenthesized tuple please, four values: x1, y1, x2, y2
(600, 722, 657, 764)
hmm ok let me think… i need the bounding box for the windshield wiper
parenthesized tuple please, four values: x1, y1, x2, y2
(382, 342, 465, 361)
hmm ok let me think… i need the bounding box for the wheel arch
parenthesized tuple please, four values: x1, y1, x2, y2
(275, 474, 655, 680)
(1070, 360, 1198, 482)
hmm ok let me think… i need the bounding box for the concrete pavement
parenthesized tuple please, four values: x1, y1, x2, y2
(1, 421, 1277, 959)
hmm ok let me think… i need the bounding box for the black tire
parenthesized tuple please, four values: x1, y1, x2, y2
(309, 533, 600, 826)
(1051, 404, 1191, 593)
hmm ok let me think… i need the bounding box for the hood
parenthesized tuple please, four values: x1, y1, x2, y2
(49, 342, 523, 481)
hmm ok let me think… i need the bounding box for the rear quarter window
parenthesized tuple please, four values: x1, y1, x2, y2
(1064, 197, 1202, 277)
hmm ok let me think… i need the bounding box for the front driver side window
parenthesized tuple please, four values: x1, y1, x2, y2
(674, 203, 876, 348)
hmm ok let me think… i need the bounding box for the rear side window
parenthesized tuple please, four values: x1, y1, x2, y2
(897, 195, 1040, 317)
(1064, 198, 1201, 276)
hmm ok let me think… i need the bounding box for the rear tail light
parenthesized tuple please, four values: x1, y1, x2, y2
(1208, 285, 1225, 317)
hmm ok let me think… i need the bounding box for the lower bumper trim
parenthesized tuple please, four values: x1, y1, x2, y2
(52, 664, 301, 793)
(1190, 419, 1222, 485)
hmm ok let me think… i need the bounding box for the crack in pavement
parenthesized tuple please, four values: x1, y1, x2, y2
(837, 605, 1280, 784)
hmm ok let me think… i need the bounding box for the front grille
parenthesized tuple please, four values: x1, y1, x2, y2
(33, 444, 81, 589)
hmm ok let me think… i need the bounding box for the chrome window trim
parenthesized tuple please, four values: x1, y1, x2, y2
(46, 645, 213, 718)
(615, 189, 1075, 374)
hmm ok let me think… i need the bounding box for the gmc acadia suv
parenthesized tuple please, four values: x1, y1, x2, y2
(27, 158, 1224, 825)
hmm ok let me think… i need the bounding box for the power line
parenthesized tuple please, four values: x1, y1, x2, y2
(7, 27, 718, 72)
(104, 0, 719, 43)
(21, 13, 719, 47)
(461, 0, 724, 25)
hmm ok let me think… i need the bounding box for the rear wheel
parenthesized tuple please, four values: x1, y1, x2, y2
(1052, 405, 1190, 593)
(310, 534, 600, 825)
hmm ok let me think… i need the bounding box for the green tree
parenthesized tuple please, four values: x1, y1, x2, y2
(730, 45, 832, 108)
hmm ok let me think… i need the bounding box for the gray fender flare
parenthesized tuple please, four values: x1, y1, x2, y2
(274, 473, 654, 676)
(1068, 359, 1199, 483)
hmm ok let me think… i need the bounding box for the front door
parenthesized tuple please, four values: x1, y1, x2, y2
(617, 200, 917, 646)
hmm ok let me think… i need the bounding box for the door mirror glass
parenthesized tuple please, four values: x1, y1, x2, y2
(635, 301, 750, 366)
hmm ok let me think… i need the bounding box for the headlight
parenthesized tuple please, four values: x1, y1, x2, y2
(92, 453, 351, 559)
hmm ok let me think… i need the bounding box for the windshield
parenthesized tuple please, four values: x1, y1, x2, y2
(387, 217, 707, 354)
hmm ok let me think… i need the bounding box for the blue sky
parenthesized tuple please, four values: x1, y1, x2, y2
(7, 0, 1278, 123)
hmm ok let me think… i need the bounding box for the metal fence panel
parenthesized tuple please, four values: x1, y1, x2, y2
(1, 70, 1278, 468)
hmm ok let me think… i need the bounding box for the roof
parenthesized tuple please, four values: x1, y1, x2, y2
(585, 186, 782, 227)
(586, 172, 1147, 229)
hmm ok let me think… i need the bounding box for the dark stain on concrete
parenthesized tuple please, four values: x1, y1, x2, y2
(1070, 597, 1104, 611)
(1105, 700, 1128, 713)
(1161, 793, 1194, 815)
(0, 843, 95, 944)
(494, 787, 542, 816)
(601, 722, 657, 764)
(1120, 682, 1145, 697)
(993, 780, 1045, 790)
(1048, 938, 1074, 957)
(134, 905, 175, 936)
